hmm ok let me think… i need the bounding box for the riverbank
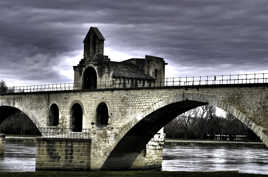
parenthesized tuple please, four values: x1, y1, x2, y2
(165, 139, 265, 148)
(4, 136, 265, 145)
(4, 136, 266, 149)
(5, 135, 38, 145)
(0, 171, 268, 177)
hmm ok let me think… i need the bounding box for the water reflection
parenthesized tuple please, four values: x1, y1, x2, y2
(162, 144, 268, 174)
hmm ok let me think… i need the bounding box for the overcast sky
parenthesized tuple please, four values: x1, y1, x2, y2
(1, 0, 268, 85)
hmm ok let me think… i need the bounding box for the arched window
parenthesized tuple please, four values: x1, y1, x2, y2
(154, 69, 158, 78)
(48, 104, 59, 126)
(71, 103, 83, 132)
(96, 102, 109, 127)
(83, 67, 97, 89)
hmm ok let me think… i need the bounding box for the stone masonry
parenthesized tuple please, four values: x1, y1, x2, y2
(1, 85, 268, 169)
(36, 138, 91, 170)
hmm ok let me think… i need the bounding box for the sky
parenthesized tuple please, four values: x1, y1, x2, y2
(1, 0, 268, 86)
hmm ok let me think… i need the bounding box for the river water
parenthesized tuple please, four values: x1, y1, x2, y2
(1, 141, 268, 174)
(0, 141, 36, 172)
(163, 144, 268, 175)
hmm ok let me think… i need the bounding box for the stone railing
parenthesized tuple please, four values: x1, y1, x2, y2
(39, 127, 91, 139)
(2, 72, 268, 94)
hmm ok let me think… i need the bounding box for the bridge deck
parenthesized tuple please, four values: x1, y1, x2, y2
(1, 72, 268, 94)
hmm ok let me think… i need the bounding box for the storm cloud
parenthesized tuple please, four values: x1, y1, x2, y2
(1, 0, 268, 84)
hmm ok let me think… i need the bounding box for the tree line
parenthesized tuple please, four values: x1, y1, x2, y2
(164, 105, 260, 141)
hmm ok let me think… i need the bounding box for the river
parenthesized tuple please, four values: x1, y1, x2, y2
(163, 143, 268, 174)
(0, 141, 268, 174)
(0, 141, 35, 172)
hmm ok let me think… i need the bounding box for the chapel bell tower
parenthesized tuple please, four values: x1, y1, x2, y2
(83, 27, 105, 60)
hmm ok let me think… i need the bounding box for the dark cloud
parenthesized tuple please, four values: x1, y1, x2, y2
(0, 0, 268, 84)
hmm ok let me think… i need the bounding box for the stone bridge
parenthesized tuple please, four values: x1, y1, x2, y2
(0, 83, 268, 170)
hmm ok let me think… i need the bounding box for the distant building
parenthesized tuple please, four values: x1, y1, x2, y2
(73, 27, 167, 89)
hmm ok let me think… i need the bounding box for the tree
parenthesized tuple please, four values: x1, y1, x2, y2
(192, 105, 217, 139)
(0, 80, 7, 94)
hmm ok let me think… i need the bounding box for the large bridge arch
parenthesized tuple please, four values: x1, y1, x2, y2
(0, 104, 41, 129)
(102, 92, 267, 169)
(0, 105, 42, 134)
(0, 96, 49, 134)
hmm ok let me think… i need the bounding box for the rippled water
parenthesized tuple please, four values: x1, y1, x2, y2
(162, 144, 268, 174)
(1, 141, 268, 174)
(0, 141, 36, 172)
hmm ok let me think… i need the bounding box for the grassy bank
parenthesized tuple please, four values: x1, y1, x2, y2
(0, 171, 268, 177)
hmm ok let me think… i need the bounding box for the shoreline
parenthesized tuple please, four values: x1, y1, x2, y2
(4, 136, 265, 147)
(165, 139, 265, 147)
(5, 135, 39, 144)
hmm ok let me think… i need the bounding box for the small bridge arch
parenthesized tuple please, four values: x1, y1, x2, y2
(102, 92, 266, 169)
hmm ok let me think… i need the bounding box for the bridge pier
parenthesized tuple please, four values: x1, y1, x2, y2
(36, 137, 91, 170)
(100, 132, 165, 170)
(0, 134, 5, 155)
(130, 133, 165, 170)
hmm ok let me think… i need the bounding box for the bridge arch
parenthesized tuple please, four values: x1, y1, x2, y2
(83, 66, 97, 89)
(48, 103, 59, 126)
(102, 92, 266, 169)
(70, 102, 83, 132)
(0, 106, 41, 135)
